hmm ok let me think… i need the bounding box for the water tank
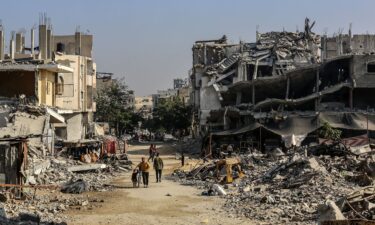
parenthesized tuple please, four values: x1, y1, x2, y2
(56, 43, 65, 53)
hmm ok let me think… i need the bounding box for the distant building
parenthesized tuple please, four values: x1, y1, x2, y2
(152, 89, 178, 108)
(96, 72, 114, 96)
(173, 78, 187, 89)
(134, 96, 153, 119)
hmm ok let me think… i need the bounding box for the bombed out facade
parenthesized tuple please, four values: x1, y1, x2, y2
(190, 19, 375, 152)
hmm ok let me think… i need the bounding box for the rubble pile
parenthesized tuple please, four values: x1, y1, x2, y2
(250, 30, 321, 65)
(0, 141, 133, 223)
(27, 151, 132, 192)
(177, 137, 202, 155)
(334, 186, 375, 220)
(0, 105, 46, 139)
(174, 145, 375, 224)
(1, 193, 94, 224)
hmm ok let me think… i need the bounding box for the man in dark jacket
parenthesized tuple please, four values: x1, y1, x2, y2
(153, 153, 164, 182)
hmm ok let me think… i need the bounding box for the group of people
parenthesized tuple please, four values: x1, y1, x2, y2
(132, 144, 164, 188)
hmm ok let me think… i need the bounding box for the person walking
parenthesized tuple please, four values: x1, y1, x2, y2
(148, 144, 156, 162)
(131, 168, 139, 188)
(137, 157, 150, 188)
(153, 153, 164, 182)
(147, 144, 153, 162)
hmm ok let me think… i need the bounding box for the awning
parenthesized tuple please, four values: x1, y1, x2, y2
(46, 107, 65, 124)
(211, 123, 261, 136)
(38, 64, 74, 73)
(319, 112, 375, 131)
(211, 112, 375, 138)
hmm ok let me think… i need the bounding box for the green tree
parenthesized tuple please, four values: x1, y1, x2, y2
(95, 79, 137, 136)
(145, 98, 191, 134)
(318, 122, 342, 140)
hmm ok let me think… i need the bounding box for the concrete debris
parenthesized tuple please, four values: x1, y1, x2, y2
(67, 164, 107, 172)
(61, 179, 87, 194)
(335, 186, 375, 221)
(317, 200, 346, 224)
(212, 184, 227, 196)
(0, 192, 97, 224)
(0, 151, 132, 223)
(174, 144, 375, 224)
(0, 129, 132, 224)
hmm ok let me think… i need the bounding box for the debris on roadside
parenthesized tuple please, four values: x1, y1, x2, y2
(173, 142, 375, 224)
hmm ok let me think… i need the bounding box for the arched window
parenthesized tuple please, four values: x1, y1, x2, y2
(56, 75, 64, 95)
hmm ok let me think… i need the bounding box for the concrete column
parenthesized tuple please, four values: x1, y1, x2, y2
(47, 29, 52, 59)
(9, 38, 15, 59)
(0, 29, 4, 61)
(349, 88, 353, 110)
(203, 44, 207, 65)
(15, 32, 22, 53)
(252, 83, 255, 105)
(75, 32, 81, 55)
(21, 35, 25, 53)
(285, 77, 290, 99)
(315, 69, 320, 111)
(30, 28, 35, 58)
(39, 25, 47, 59)
(236, 91, 242, 105)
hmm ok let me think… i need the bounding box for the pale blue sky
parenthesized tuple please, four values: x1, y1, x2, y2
(0, 0, 374, 95)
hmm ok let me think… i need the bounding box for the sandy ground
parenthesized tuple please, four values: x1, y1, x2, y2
(64, 143, 253, 225)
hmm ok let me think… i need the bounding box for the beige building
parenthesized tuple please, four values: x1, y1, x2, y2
(177, 86, 190, 105)
(0, 18, 98, 142)
(53, 33, 97, 141)
(54, 54, 96, 112)
(0, 63, 73, 107)
(134, 96, 153, 119)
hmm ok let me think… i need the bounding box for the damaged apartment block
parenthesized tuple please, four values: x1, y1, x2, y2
(0, 14, 97, 144)
(190, 18, 375, 156)
(0, 14, 98, 188)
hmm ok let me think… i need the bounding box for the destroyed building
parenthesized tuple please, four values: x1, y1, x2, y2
(153, 78, 191, 108)
(152, 89, 178, 108)
(0, 16, 97, 142)
(190, 19, 375, 154)
(134, 96, 153, 119)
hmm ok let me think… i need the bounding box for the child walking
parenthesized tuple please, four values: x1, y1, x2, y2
(132, 169, 139, 188)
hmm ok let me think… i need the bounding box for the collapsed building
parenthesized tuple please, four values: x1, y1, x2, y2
(0, 14, 105, 184)
(190, 19, 375, 155)
(0, 16, 132, 223)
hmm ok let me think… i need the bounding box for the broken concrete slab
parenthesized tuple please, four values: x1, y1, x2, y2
(67, 164, 107, 172)
(317, 200, 346, 224)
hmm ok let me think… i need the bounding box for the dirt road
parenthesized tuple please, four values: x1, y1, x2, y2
(65, 143, 251, 225)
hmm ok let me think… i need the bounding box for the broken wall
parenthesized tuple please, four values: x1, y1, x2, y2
(0, 112, 46, 139)
(323, 34, 375, 60)
(0, 143, 21, 184)
(200, 86, 221, 127)
(0, 71, 35, 98)
(53, 34, 93, 58)
(64, 113, 83, 141)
